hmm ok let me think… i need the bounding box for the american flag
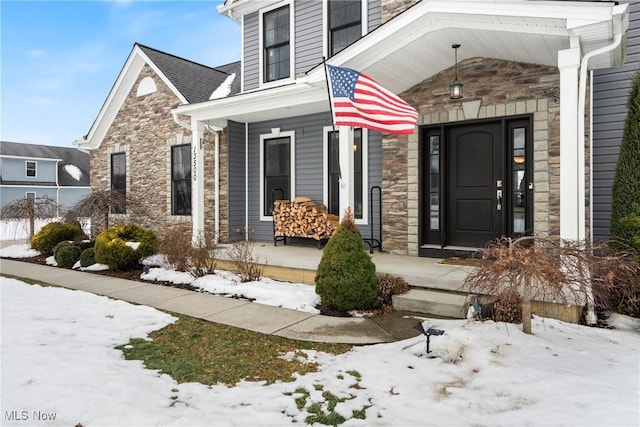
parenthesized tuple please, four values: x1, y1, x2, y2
(326, 64, 418, 135)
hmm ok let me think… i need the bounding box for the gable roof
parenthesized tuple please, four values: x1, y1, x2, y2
(137, 44, 239, 104)
(75, 43, 240, 150)
(0, 141, 90, 187)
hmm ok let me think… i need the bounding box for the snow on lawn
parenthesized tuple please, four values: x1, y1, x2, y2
(140, 263, 321, 314)
(1, 277, 639, 427)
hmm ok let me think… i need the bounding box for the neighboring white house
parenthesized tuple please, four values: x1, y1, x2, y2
(0, 141, 90, 213)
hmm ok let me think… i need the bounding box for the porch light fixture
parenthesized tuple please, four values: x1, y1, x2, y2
(450, 44, 463, 100)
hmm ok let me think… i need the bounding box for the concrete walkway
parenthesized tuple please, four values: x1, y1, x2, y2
(0, 258, 424, 345)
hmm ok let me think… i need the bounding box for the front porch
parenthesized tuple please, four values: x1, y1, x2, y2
(217, 242, 583, 323)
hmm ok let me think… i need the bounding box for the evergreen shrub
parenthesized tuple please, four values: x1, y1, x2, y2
(54, 241, 83, 269)
(80, 247, 96, 267)
(315, 209, 378, 312)
(95, 224, 158, 270)
(611, 69, 640, 248)
(31, 221, 85, 255)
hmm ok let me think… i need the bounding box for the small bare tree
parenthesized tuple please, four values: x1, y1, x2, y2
(0, 195, 59, 241)
(67, 189, 147, 236)
(463, 236, 638, 334)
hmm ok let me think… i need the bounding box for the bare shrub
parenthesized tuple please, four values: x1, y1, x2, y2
(377, 273, 410, 312)
(491, 288, 523, 324)
(159, 226, 217, 278)
(463, 236, 638, 334)
(160, 225, 193, 272)
(187, 230, 218, 278)
(226, 238, 264, 282)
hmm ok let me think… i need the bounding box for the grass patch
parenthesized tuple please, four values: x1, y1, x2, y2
(1, 273, 58, 287)
(116, 314, 351, 386)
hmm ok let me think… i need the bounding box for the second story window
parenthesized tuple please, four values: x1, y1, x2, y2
(264, 5, 290, 82)
(328, 0, 361, 56)
(25, 161, 37, 178)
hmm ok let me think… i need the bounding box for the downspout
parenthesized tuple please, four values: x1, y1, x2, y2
(55, 159, 61, 218)
(589, 70, 594, 244)
(245, 122, 249, 241)
(577, 25, 623, 326)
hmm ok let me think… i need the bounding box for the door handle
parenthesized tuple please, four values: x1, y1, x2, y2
(496, 189, 503, 211)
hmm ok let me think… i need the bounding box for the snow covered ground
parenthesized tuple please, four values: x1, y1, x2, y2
(1, 239, 639, 426)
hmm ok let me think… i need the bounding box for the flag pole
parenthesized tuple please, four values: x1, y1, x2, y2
(322, 57, 336, 133)
(323, 57, 342, 182)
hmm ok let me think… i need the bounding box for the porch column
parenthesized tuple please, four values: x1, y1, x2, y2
(558, 47, 582, 241)
(191, 117, 205, 243)
(338, 126, 354, 221)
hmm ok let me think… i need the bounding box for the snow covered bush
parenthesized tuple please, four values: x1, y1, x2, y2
(95, 224, 157, 271)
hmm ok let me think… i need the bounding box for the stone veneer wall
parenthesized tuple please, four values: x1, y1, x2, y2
(382, 57, 573, 255)
(90, 64, 219, 240)
(381, 0, 420, 23)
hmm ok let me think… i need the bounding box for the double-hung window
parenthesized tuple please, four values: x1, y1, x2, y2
(111, 153, 126, 214)
(171, 144, 191, 215)
(328, 0, 362, 56)
(261, 131, 295, 219)
(25, 161, 37, 178)
(263, 5, 290, 83)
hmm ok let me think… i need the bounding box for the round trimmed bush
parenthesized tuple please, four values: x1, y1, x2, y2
(315, 209, 379, 312)
(31, 221, 84, 255)
(54, 241, 83, 269)
(80, 247, 96, 267)
(95, 224, 158, 270)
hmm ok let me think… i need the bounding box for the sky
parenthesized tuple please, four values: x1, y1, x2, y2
(0, 1, 240, 148)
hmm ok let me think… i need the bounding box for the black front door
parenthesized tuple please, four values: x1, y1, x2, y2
(446, 122, 503, 248)
(420, 117, 532, 255)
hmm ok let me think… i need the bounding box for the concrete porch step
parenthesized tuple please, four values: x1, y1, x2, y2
(393, 289, 469, 319)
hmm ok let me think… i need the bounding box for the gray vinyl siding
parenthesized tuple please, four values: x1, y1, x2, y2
(368, 0, 382, 31)
(366, 130, 383, 245)
(295, 0, 323, 75)
(242, 0, 383, 91)
(228, 112, 382, 243)
(592, 0, 640, 242)
(1, 157, 57, 182)
(227, 120, 248, 241)
(243, 12, 260, 92)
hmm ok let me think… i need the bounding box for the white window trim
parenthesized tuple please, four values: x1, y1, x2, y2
(322, 126, 368, 224)
(25, 161, 37, 178)
(260, 129, 296, 222)
(259, 0, 295, 88)
(25, 191, 36, 199)
(322, 0, 368, 59)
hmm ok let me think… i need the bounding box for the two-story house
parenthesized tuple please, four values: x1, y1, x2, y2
(76, 0, 634, 258)
(0, 141, 90, 213)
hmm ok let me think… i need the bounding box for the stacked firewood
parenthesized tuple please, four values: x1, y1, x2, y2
(273, 197, 340, 241)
